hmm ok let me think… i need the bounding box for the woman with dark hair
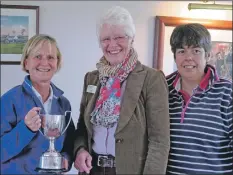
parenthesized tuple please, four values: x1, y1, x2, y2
(166, 23, 233, 174)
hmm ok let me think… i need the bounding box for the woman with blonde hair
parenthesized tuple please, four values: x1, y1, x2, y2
(1, 34, 75, 174)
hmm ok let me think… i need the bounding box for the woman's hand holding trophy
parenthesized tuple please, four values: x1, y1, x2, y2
(24, 107, 71, 173)
(24, 107, 42, 132)
(35, 111, 72, 173)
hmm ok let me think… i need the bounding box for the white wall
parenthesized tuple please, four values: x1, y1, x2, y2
(1, 1, 232, 173)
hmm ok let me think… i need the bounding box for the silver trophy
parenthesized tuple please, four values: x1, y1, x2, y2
(35, 111, 72, 174)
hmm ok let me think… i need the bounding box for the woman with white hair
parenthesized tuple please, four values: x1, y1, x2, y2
(73, 6, 170, 174)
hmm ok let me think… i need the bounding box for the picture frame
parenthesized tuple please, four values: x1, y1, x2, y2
(1, 4, 39, 65)
(153, 16, 232, 78)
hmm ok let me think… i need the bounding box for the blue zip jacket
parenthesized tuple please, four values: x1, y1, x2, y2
(1, 75, 75, 174)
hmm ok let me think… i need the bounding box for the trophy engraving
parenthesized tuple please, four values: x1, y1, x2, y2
(35, 111, 72, 173)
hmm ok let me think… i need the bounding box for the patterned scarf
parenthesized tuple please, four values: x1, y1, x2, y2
(90, 48, 138, 128)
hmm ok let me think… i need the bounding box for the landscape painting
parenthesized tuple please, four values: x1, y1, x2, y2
(1, 15, 29, 54)
(1, 4, 39, 65)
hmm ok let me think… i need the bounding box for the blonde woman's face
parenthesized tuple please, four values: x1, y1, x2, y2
(99, 24, 133, 65)
(24, 41, 58, 85)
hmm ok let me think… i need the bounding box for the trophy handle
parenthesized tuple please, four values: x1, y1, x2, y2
(38, 110, 44, 136)
(60, 111, 72, 136)
(38, 128, 44, 135)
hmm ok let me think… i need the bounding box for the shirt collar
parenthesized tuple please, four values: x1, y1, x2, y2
(31, 85, 53, 103)
(23, 75, 64, 99)
(173, 67, 212, 91)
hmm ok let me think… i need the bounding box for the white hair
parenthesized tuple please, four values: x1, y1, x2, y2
(96, 6, 136, 41)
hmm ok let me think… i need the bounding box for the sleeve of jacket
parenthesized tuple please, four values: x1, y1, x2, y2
(0, 94, 36, 163)
(143, 70, 170, 174)
(60, 102, 76, 171)
(73, 72, 89, 156)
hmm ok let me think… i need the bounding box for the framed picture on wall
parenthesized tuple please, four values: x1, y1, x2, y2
(209, 41, 232, 80)
(0, 4, 39, 65)
(153, 16, 232, 80)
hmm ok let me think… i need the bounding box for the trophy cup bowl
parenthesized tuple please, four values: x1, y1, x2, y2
(35, 111, 72, 174)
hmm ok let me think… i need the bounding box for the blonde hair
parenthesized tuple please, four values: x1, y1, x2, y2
(21, 34, 62, 73)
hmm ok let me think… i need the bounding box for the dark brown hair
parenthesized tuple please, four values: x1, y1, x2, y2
(170, 23, 211, 58)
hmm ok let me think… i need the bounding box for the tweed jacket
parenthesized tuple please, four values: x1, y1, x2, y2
(74, 61, 170, 174)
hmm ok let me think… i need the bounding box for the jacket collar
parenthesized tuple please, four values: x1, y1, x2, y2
(84, 61, 147, 136)
(31, 85, 54, 104)
(166, 65, 219, 94)
(23, 75, 64, 99)
(22, 75, 64, 114)
(115, 61, 146, 134)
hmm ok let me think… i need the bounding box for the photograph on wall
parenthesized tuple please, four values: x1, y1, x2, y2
(209, 42, 232, 81)
(0, 4, 39, 65)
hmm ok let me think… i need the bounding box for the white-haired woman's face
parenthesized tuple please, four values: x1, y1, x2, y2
(99, 24, 133, 65)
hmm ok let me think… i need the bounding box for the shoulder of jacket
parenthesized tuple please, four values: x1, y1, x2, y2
(58, 95, 71, 110)
(140, 64, 165, 78)
(59, 95, 70, 103)
(85, 70, 98, 77)
(83, 70, 99, 87)
(1, 85, 22, 98)
(1, 86, 24, 107)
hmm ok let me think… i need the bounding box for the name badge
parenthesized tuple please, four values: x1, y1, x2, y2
(86, 85, 97, 94)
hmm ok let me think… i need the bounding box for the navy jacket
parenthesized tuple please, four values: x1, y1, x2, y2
(166, 65, 233, 174)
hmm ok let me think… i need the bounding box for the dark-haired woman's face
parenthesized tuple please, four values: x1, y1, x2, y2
(175, 45, 207, 82)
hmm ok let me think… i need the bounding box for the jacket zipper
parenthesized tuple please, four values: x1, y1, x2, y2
(180, 89, 203, 123)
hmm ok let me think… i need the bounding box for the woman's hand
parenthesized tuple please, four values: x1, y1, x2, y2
(24, 107, 41, 132)
(63, 158, 68, 170)
(74, 148, 92, 174)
